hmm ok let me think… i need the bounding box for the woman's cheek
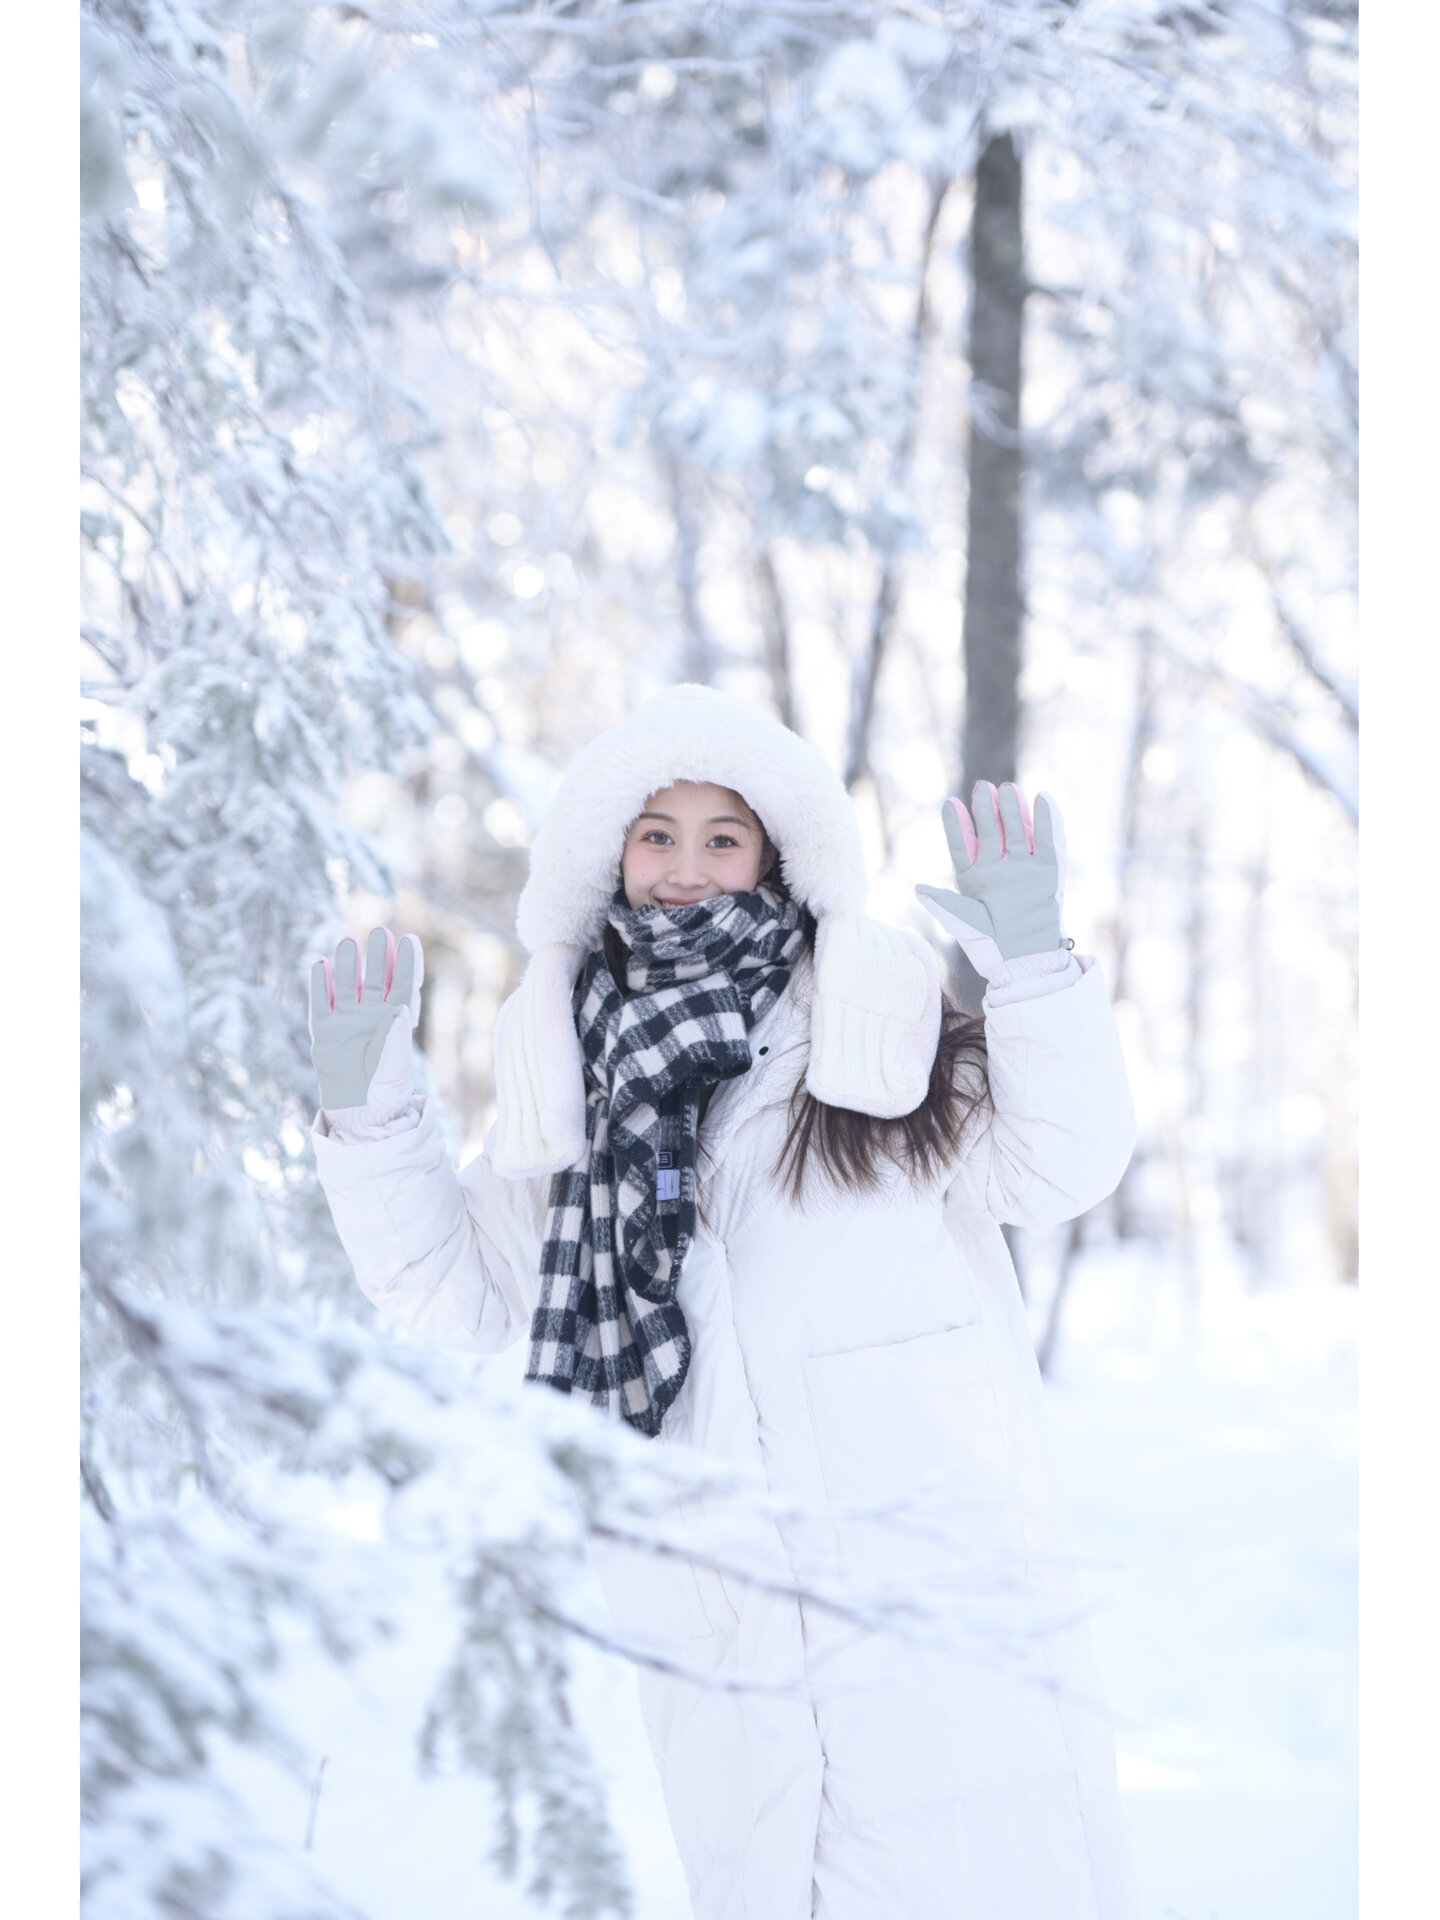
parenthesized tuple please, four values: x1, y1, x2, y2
(620, 844, 654, 899)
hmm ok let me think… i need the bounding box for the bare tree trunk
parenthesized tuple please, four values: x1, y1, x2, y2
(844, 177, 949, 790)
(1110, 636, 1155, 1007)
(952, 133, 1025, 1012)
(1242, 845, 1278, 1284)
(1178, 811, 1207, 1323)
(666, 452, 715, 684)
(1324, 974, 1359, 1284)
(960, 131, 1025, 796)
(755, 547, 797, 731)
(1001, 1220, 1025, 1303)
(845, 565, 902, 790)
(1037, 1213, 1084, 1379)
(1106, 631, 1156, 1240)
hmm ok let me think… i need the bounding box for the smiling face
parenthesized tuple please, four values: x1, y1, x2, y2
(620, 781, 774, 908)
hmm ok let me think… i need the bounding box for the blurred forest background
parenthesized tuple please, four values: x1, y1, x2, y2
(79, 3, 1356, 1917)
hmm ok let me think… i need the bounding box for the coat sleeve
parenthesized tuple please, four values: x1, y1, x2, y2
(311, 1100, 549, 1352)
(944, 954, 1137, 1227)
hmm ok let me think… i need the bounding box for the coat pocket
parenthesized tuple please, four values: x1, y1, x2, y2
(802, 1322, 1024, 1568)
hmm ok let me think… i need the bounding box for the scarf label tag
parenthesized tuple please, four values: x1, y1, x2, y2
(656, 1151, 680, 1202)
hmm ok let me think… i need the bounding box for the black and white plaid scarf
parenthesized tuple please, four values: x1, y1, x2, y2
(526, 881, 806, 1436)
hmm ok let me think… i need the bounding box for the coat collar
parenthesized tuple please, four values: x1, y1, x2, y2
(701, 948, 814, 1145)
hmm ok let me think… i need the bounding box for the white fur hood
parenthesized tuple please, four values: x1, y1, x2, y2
(487, 684, 941, 1177)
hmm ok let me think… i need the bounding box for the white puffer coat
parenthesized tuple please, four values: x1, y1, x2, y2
(312, 688, 1142, 1920)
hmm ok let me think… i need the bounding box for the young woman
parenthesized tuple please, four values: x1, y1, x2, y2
(309, 683, 1141, 1920)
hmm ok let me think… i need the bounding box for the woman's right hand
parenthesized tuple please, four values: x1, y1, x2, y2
(308, 927, 424, 1114)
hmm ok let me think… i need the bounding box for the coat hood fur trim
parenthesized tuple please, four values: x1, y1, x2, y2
(487, 685, 941, 1177)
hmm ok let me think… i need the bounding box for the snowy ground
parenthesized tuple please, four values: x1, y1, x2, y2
(1042, 1245, 1357, 1920)
(230, 1245, 1356, 1920)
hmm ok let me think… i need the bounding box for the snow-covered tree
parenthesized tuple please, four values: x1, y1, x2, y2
(81, 5, 634, 1910)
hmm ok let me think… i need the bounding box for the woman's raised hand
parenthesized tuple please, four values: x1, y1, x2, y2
(308, 927, 424, 1114)
(915, 783, 1068, 977)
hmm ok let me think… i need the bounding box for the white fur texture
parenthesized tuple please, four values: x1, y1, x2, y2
(489, 684, 942, 1176)
(516, 683, 870, 949)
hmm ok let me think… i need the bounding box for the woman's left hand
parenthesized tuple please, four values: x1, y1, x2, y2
(915, 783, 1068, 978)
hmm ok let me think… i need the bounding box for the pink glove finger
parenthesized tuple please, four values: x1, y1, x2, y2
(309, 957, 337, 1019)
(380, 927, 398, 999)
(971, 780, 1005, 858)
(945, 796, 979, 866)
(1001, 783, 1036, 854)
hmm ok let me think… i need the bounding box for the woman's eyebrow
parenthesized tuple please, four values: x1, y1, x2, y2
(633, 811, 755, 829)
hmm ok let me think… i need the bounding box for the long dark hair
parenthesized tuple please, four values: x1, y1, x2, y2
(776, 984, 990, 1202)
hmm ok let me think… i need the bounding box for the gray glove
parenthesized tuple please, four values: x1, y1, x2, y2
(915, 783, 1067, 978)
(308, 927, 423, 1113)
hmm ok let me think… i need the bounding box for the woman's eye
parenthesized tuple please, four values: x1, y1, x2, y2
(709, 835, 738, 849)
(641, 831, 672, 846)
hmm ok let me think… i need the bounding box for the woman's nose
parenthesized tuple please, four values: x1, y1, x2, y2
(663, 843, 710, 885)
